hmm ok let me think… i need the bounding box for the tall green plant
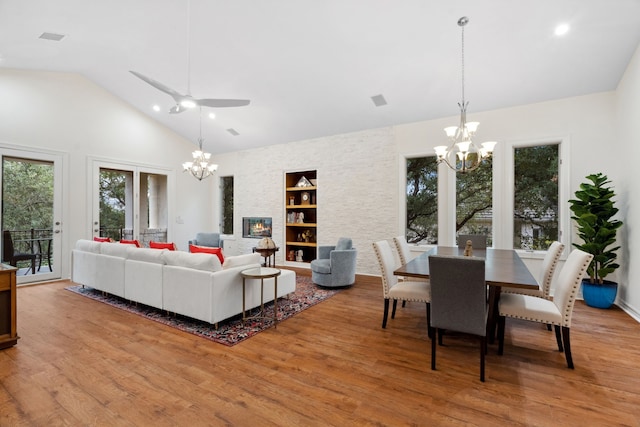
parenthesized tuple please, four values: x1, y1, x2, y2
(569, 173, 623, 284)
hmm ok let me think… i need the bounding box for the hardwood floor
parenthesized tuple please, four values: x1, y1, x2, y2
(1, 271, 639, 426)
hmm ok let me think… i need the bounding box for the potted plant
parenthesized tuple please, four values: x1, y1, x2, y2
(568, 173, 623, 308)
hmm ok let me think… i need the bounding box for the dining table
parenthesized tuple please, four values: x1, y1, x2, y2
(393, 246, 538, 343)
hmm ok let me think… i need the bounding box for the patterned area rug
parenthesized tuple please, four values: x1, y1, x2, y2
(65, 275, 340, 346)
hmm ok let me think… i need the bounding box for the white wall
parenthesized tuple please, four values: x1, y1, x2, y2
(0, 69, 216, 279)
(616, 43, 640, 317)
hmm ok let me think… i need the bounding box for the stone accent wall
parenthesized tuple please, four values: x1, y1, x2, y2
(216, 126, 399, 275)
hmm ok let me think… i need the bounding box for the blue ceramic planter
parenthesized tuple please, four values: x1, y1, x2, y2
(581, 279, 618, 309)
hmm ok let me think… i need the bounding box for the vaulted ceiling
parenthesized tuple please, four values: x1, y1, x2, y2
(1, 0, 639, 154)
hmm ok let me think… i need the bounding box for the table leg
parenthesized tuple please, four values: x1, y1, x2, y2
(242, 277, 247, 323)
(274, 276, 278, 328)
(487, 286, 501, 344)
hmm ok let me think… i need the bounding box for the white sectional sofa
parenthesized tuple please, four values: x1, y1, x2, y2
(71, 239, 296, 325)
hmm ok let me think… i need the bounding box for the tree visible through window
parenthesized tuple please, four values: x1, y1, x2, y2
(456, 157, 493, 245)
(221, 176, 234, 235)
(406, 157, 438, 244)
(513, 144, 559, 250)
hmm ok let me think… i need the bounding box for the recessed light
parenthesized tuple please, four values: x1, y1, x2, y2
(208, 112, 216, 119)
(152, 105, 160, 112)
(555, 23, 570, 36)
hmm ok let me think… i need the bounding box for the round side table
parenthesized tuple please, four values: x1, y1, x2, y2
(240, 267, 282, 327)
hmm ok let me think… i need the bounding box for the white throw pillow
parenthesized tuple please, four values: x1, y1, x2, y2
(100, 242, 132, 258)
(162, 250, 222, 272)
(223, 253, 261, 269)
(127, 247, 166, 264)
(75, 239, 102, 253)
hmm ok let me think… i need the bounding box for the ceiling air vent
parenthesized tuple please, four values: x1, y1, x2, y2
(39, 32, 66, 42)
(371, 94, 387, 107)
(227, 128, 240, 136)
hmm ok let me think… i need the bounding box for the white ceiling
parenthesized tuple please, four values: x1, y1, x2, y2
(2, 0, 640, 154)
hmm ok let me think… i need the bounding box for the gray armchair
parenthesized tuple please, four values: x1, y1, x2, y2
(189, 232, 223, 250)
(310, 237, 357, 287)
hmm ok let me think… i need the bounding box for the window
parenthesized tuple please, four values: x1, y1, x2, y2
(513, 144, 559, 250)
(456, 157, 493, 245)
(220, 176, 234, 235)
(405, 156, 438, 244)
(405, 138, 567, 251)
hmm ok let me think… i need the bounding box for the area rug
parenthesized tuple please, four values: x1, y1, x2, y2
(65, 275, 340, 346)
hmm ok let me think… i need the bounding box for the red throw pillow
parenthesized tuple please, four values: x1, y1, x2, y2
(149, 241, 176, 251)
(189, 244, 224, 264)
(93, 236, 111, 242)
(119, 239, 141, 248)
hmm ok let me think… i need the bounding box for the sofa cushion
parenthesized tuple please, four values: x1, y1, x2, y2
(75, 239, 102, 253)
(222, 253, 261, 269)
(150, 241, 176, 250)
(189, 244, 224, 264)
(100, 242, 132, 258)
(120, 239, 141, 248)
(336, 237, 353, 250)
(127, 247, 166, 264)
(162, 250, 222, 272)
(93, 236, 111, 242)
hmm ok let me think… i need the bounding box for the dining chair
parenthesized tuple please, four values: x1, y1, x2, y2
(2, 230, 37, 275)
(497, 248, 593, 369)
(457, 234, 487, 249)
(502, 241, 564, 299)
(428, 255, 488, 381)
(392, 235, 428, 308)
(373, 240, 431, 336)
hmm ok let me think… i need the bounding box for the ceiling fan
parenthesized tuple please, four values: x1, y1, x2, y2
(129, 70, 250, 114)
(129, 0, 249, 114)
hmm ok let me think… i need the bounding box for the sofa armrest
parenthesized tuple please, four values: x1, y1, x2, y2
(329, 249, 357, 284)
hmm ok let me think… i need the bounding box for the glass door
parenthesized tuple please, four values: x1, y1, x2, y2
(1, 151, 63, 284)
(92, 160, 171, 247)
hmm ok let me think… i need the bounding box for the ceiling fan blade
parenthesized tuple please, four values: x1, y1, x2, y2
(130, 71, 184, 102)
(197, 98, 251, 108)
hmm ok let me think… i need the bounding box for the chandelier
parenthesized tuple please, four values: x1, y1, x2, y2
(434, 17, 497, 173)
(182, 108, 218, 181)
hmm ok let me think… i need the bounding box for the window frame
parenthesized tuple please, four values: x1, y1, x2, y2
(401, 135, 570, 257)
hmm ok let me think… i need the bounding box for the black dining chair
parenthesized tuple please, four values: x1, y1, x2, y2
(457, 234, 488, 249)
(2, 230, 37, 274)
(428, 254, 488, 381)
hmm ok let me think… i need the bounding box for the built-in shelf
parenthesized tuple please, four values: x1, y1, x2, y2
(285, 171, 317, 263)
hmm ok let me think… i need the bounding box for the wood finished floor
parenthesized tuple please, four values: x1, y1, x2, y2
(1, 271, 639, 426)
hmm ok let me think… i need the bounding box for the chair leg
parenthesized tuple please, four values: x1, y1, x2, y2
(431, 328, 437, 370)
(497, 316, 506, 355)
(554, 325, 564, 352)
(382, 299, 390, 328)
(546, 324, 552, 331)
(426, 303, 433, 339)
(437, 329, 444, 346)
(391, 299, 398, 319)
(562, 326, 574, 369)
(480, 336, 486, 382)
(402, 300, 406, 308)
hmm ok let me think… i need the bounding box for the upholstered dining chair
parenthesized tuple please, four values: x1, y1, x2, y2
(457, 234, 487, 249)
(497, 248, 593, 369)
(392, 235, 427, 308)
(373, 240, 431, 336)
(502, 241, 565, 299)
(428, 255, 488, 382)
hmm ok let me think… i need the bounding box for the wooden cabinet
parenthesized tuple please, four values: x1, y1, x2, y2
(285, 170, 317, 263)
(0, 265, 18, 350)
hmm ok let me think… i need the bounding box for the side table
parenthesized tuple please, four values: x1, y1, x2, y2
(240, 267, 282, 327)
